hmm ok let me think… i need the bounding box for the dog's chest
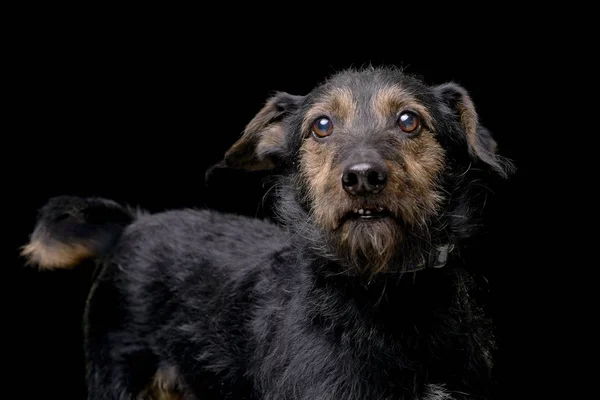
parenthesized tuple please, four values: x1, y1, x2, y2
(255, 293, 439, 400)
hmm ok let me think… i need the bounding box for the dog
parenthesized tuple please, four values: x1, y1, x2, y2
(21, 66, 513, 399)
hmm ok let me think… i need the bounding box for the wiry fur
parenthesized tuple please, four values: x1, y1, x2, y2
(21, 66, 513, 399)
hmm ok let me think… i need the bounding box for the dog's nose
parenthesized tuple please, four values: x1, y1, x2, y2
(342, 162, 388, 195)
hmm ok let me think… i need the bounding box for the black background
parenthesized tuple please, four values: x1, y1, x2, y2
(6, 13, 576, 400)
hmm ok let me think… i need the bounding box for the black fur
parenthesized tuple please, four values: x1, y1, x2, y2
(22, 66, 512, 399)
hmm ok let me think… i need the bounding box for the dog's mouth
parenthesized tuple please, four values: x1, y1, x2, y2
(343, 206, 394, 222)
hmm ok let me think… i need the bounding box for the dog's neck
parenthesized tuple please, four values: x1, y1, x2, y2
(304, 250, 468, 319)
(298, 242, 457, 282)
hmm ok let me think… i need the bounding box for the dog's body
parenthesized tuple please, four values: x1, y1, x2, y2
(22, 67, 513, 399)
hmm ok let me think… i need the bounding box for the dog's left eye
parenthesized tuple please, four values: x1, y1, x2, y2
(312, 117, 334, 138)
(397, 111, 421, 134)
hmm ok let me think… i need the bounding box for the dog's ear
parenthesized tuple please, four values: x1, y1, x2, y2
(222, 91, 305, 171)
(435, 82, 514, 178)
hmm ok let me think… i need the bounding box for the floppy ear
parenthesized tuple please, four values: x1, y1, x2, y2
(222, 91, 305, 171)
(435, 83, 514, 178)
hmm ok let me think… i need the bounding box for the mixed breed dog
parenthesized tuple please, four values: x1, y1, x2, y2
(22, 66, 514, 399)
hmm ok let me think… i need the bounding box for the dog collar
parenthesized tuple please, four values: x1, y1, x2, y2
(411, 243, 455, 272)
(431, 243, 454, 268)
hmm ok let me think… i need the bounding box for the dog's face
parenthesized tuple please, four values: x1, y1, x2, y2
(221, 67, 511, 275)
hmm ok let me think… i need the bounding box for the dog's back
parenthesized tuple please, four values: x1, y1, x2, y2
(117, 207, 291, 277)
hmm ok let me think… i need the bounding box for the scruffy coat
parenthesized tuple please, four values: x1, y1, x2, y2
(22, 66, 513, 400)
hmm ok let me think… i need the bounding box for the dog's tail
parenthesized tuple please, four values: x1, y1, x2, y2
(20, 195, 140, 270)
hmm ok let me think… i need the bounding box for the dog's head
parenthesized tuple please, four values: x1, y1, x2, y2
(220, 67, 513, 276)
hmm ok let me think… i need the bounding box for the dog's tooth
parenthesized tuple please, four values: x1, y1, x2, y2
(378, 207, 383, 212)
(354, 209, 358, 213)
(358, 209, 364, 215)
(365, 210, 371, 215)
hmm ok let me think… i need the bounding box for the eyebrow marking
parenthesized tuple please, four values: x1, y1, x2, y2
(302, 87, 357, 135)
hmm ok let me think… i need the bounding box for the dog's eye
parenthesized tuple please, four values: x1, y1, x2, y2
(397, 111, 421, 134)
(312, 117, 334, 138)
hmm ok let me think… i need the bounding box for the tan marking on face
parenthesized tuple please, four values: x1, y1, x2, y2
(387, 132, 446, 227)
(299, 139, 340, 230)
(20, 240, 95, 269)
(372, 85, 434, 128)
(301, 87, 356, 134)
(298, 87, 359, 231)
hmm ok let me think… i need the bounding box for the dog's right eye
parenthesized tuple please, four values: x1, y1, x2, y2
(312, 117, 334, 138)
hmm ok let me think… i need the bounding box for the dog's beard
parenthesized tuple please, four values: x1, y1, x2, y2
(334, 218, 401, 276)
(277, 179, 431, 275)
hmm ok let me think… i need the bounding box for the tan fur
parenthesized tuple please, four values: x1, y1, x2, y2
(139, 366, 184, 400)
(339, 219, 400, 275)
(455, 92, 501, 160)
(255, 125, 285, 161)
(298, 86, 359, 231)
(301, 87, 356, 135)
(224, 128, 280, 171)
(299, 139, 338, 230)
(20, 239, 96, 270)
(224, 95, 288, 170)
(372, 85, 434, 128)
(440, 83, 504, 170)
(387, 133, 446, 227)
(456, 93, 478, 148)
